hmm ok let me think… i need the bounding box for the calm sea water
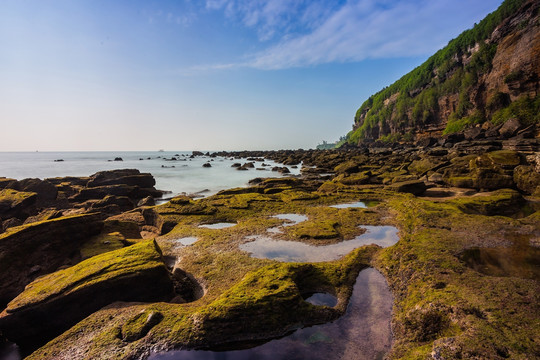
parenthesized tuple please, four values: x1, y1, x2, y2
(0, 152, 300, 197)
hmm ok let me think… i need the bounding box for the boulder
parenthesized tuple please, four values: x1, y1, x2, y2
(0, 214, 103, 308)
(498, 118, 521, 138)
(453, 189, 525, 216)
(7, 179, 58, 208)
(0, 240, 174, 352)
(386, 180, 427, 195)
(202, 163, 212, 168)
(1, 218, 23, 232)
(0, 189, 37, 221)
(0, 178, 16, 190)
(513, 165, 540, 195)
(71, 184, 138, 202)
(86, 169, 156, 189)
(137, 196, 155, 207)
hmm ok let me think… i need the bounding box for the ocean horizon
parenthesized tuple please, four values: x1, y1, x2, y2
(0, 151, 301, 198)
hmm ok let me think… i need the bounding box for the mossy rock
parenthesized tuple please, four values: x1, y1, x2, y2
(334, 160, 359, 174)
(0, 240, 174, 353)
(385, 180, 427, 195)
(513, 165, 540, 195)
(194, 246, 377, 345)
(290, 219, 339, 239)
(0, 189, 37, 220)
(486, 150, 521, 167)
(121, 310, 164, 342)
(451, 189, 525, 216)
(0, 214, 103, 308)
(280, 190, 320, 202)
(337, 172, 371, 185)
(408, 157, 444, 175)
(80, 231, 129, 260)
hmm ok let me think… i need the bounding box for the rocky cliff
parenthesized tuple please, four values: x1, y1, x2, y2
(346, 0, 539, 145)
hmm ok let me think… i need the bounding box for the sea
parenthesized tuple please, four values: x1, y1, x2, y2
(0, 151, 301, 198)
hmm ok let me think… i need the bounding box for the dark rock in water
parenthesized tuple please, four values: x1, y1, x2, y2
(272, 166, 290, 174)
(114, 157, 123, 161)
(231, 163, 241, 168)
(192, 151, 204, 156)
(202, 163, 212, 168)
(0, 213, 103, 308)
(0, 240, 174, 353)
(53, 159, 64, 162)
(244, 162, 255, 168)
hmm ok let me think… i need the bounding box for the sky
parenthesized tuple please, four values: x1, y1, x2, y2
(0, 0, 503, 151)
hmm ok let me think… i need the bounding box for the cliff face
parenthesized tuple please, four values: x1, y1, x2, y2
(347, 0, 539, 145)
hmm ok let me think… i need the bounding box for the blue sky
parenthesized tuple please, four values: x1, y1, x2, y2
(0, 0, 502, 151)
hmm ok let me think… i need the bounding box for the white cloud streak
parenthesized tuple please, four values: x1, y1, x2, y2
(200, 0, 498, 70)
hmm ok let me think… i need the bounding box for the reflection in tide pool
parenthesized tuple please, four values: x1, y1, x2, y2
(240, 226, 399, 262)
(304, 293, 338, 307)
(175, 237, 199, 246)
(149, 268, 393, 360)
(267, 214, 309, 234)
(199, 223, 236, 229)
(330, 201, 378, 209)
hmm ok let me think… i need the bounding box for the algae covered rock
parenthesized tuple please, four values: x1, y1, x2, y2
(0, 239, 174, 353)
(452, 189, 525, 216)
(385, 180, 427, 195)
(513, 165, 540, 195)
(0, 189, 37, 221)
(0, 213, 103, 307)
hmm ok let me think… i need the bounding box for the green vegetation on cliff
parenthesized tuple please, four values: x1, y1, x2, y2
(345, 0, 536, 144)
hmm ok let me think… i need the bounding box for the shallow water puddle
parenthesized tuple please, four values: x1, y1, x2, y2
(149, 268, 393, 360)
(267, 214, 308, 234)
(241, 225, 399, 262)
(460, 234, 540, 279)
(199, 223, 236, 229)
(174, 237, 199, 246)
(304, 293, 338, 307)
(330, 201, 379, 209)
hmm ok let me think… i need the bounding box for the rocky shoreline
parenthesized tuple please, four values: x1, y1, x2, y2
(0, 138, 538, 359)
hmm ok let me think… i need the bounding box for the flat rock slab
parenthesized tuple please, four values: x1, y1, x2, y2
(0, 239, 173, 353)
(0, 213, 103, 307)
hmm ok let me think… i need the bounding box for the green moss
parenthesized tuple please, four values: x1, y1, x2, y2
(122, 310, 164, 342)
(375, 194, 540, 359)
(79, 231, 130, 260)
(0, 188, 36, 203)
(7, 240, 165, 311)
(451, 189, 524, 216)
(486, 150, 520, 166)
(290, 219, 339, 239)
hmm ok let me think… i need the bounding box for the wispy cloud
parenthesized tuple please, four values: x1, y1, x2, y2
(205, 0, 340, 41)
(200, 0, 498, 70)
